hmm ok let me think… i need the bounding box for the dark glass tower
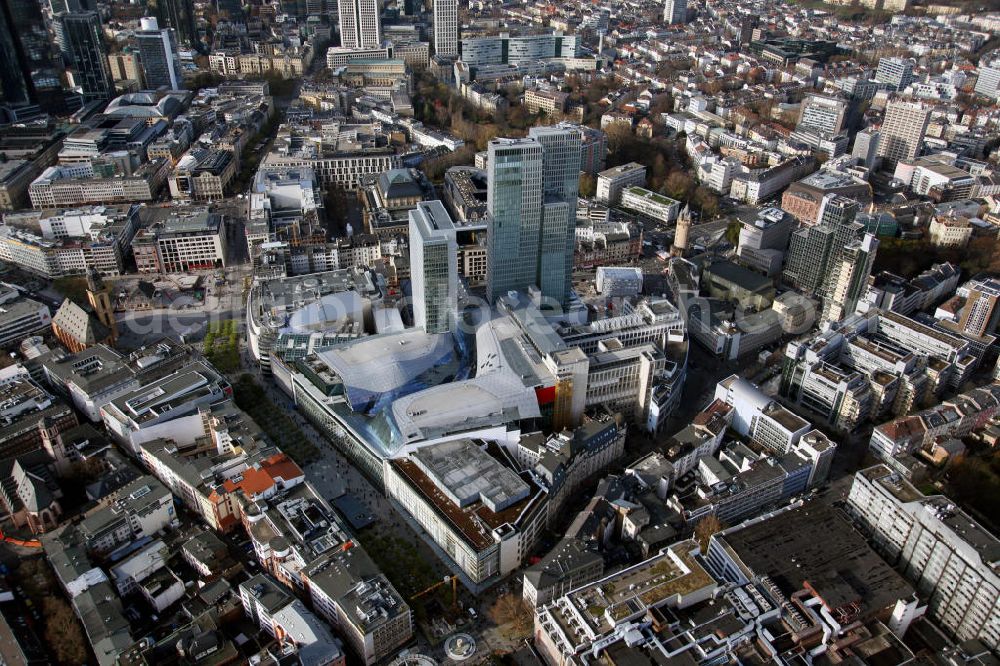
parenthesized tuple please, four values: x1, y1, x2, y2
(61, 11, 114, 102)
(0, 0, 66, 111)
(150, 0, 196, 47)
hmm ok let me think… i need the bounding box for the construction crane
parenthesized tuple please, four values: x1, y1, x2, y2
(411, 575, 458, 610)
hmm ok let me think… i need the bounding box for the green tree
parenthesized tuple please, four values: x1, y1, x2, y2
(692, 186, 720, 220)
(725, 220, 742, 246)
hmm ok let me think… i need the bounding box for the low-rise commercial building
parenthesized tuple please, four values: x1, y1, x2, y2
(131, 207, 226, 273)
(781, 169, 872, 225)
(169, 150, 237, 201)
(0, 287, 51, 347)
(384, 439, 548, 591)
(76, 476, 175, 556)
(620, 186, 681, 224)
(304, 547, 413, 665)
(101, 358, 231, 454)
(28, 159, 170, 208)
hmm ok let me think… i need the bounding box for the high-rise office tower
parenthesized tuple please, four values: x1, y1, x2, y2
(796, 94, 847, 135)
(149, 0, 196, 47)
(817, 194, 860, 228)
(738, 15, 759, 45)
(134, 16, 180, 90)
(485, 127, 582, 306)
(61, 12, 114, 102)
(0, 2, 32, 106)
(876, 100, 929, 170)
(821, 233, 878, 322)
(409, 201, 459, 334)
(664, 0, 687, 24)
(337, 0, 381, 49)
(852, 128, 880, 170)
(432, 0, 457, 57)
(956, 278, 1000, 338)
(0, 0, 65, 111)
(50, 0, 90, 12)
(874, 57, 915, 92)
(487, 137, 544, 304)
(530, 125, 582, 304)
(783, 195, 863, 295)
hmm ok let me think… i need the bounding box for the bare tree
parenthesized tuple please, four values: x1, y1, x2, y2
(695, 515, 726, 552)
(488, 593, 534, 638)
(42, 596, 89, 665)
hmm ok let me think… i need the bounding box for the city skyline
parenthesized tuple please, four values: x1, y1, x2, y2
(0, 0, 995, 664)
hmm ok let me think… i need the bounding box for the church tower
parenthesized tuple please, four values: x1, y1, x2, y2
(86, 268, 117, 343)
(670, 204, 692, 257)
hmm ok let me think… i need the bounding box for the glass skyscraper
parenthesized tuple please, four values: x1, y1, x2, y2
(486, 126, 581, 306)
(486, 138, 543, 304)
(783, 194, 863, 296)
(0, 0, 66, 111)
(61, 11, 115, 102)
(409, 200, 458, 335)
(531, 126, 582, 306)
(150, 0, 196, 48)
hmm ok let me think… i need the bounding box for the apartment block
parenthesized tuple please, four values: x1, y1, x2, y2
(595, 162, 646, 205)
(781, 309, 976, 431)
(76, 475, 175, 556)
(848, 466, 999, 651)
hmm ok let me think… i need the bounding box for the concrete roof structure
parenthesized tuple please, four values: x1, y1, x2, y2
(411, 439, 529, 512)
(718, 503, 916, 617)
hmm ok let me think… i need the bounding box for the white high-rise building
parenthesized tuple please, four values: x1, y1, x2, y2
(875, 57, 916, 91)
(432, 0, 458, 57)
(974, 60, 1000, 100)
(876, 100, 929, 170)
(409, 201, 458, 334)
(338, 0, 382, 49)
(664, 0, 688, 24)
(848, 466, 1000, 653)
(852, 128, 881, 170)
(134, 17, 180, 90)
(821, 233, 879, 323)
(796, 94, 847, 135)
